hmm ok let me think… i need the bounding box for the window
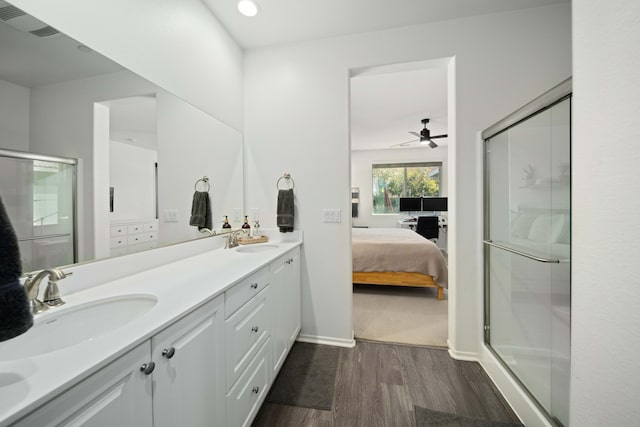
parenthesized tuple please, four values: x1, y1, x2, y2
(372, 162, 442, 214)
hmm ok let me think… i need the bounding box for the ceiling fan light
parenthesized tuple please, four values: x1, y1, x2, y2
(237, 0, 259, 16)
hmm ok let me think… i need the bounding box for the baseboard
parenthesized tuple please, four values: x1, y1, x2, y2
(297, 333, 356, 348)
(447, 339, 479, 361)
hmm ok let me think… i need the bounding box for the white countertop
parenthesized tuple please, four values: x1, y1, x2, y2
(0, 234, 302, 426)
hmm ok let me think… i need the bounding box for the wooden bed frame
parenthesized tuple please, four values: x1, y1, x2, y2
(352, 271, 445, 300)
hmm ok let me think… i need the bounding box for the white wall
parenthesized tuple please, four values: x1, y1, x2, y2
(244, 4, 571, 349)
(29, 71, 157, 260)
(0, 79, 29, 151)
(571, 1, 640, 425)
(29, 71, 243, 261)
(10, 0, 243, 131)
(351, 147, 448, 228)
(156, 91, 243, 246)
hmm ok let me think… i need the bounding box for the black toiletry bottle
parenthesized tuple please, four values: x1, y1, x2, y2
(222, 216, 232, 229)
(242, 215, 251, 230)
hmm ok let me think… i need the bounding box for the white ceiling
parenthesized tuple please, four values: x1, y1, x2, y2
(206, 0, 568, 151)
(350, 61, 448, 151)
(0, 16, 122, 88)
(204, 0, 569, 50)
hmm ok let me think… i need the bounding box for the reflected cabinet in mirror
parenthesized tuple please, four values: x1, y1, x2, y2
(0, 1, 243, 272)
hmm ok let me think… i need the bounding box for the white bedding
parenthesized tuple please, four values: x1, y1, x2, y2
(352, 227, 448, 288)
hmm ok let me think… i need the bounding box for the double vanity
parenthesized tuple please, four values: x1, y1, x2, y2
(0, 233, 302, 427)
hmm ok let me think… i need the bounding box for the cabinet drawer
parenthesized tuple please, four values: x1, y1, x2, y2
(127, 223, 144, 234)
(225, 267, 268, 318)
(110, 236, 127, 247)
(127, 232, 156, 245)
(110, 225, 127, 236)
(225, 286, 270, 389)
(226, 338, 270, 427)
(144, 221, 158, 232)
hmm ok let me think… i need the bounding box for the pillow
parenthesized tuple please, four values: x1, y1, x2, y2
(556, 214, 571, 244)
(528, 214, 567, 243)
(511, 214, 536, 238)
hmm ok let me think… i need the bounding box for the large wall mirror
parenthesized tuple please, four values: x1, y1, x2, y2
(0, 1, 243, 271)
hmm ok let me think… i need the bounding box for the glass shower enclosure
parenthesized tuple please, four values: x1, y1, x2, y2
(483, 79, 571, 426)
(0, 148, 77, 272)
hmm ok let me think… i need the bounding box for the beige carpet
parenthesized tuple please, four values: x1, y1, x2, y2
(353, 284, 448, 347)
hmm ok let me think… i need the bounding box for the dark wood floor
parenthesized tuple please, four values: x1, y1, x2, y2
(252, 340, 520, 427)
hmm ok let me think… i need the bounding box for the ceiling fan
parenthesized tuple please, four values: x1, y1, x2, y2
(392, 118, 448, 148)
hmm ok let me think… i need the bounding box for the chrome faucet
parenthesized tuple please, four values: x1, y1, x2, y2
(225, 230, 242, 249)
(23, 268, 73, 314)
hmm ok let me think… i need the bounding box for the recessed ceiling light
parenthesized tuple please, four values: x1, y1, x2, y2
(237, 0, 259, 17)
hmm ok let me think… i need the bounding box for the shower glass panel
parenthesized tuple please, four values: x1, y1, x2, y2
(484, 85, 570, 426)
(0, 150, 76, 272)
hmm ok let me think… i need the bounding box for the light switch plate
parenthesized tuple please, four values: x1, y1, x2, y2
(164, 210, 178, 222)
(322, 209, 342, 223)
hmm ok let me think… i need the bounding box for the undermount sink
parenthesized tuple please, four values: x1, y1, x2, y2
(235, 244, 279, 253)
(0, 294, 157, 361)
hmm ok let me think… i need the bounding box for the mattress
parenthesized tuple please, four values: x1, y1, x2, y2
(352, 227, 448, 288)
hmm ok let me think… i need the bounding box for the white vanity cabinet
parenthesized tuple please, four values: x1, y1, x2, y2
(12, 296, 225, 427)
(270, 246, 301, 375)
(12, 342, 153, 427)
(6, 243, 303, 427)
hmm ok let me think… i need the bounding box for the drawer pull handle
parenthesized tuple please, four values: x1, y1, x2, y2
(162, 347, 176, 359)
(251, 326, 259, 333)
(250, 282, 258, 289)
(252, 386, 260, 394)
(140, 361, 155, 375)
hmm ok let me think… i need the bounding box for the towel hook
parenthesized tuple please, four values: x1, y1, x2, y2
(194, 176, 210, 192)
(276, 172, 295, 190)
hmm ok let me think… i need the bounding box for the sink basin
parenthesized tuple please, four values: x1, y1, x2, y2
(236, 244, 279, 253)
(0, 294, 157, 361)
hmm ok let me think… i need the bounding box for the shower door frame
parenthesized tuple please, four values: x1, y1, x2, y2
(482, 78, 572, 427)
(0, 148, 78, 269)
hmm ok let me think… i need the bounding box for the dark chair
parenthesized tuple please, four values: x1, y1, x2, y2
(416, 216, 439, 240)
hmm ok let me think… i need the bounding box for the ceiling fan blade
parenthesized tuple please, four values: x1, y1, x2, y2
(430, 134, 448, 139)
(390, 139, 419, 147)
(408, 131, 421, 137)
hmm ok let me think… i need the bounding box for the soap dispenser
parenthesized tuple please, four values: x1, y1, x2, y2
(253, 220, 261, 237)
(242, 215, 251, 230)
(222, 216, 231, 229)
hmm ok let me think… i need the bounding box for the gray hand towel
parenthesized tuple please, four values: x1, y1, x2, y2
(277, 189, 294, 233)
(189, 191, 212, 231)
(0, 194, 33, 342)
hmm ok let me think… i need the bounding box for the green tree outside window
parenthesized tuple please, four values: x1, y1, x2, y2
(372, 162, 441, 214)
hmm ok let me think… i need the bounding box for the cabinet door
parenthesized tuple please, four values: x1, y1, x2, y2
(13, 343, 153, 427)
(269, 255, 288, 375)
(284, 247, 301, 346)
(270, 247, 302, 376)
(152, 296, 225, 427)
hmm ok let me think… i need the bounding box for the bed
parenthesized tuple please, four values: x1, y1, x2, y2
(352, 227, 448, 300)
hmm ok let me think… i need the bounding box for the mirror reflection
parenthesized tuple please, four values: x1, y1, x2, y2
(0, 1, 243, 271)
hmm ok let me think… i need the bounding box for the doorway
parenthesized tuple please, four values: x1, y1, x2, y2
(349, 58, 454, 347)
